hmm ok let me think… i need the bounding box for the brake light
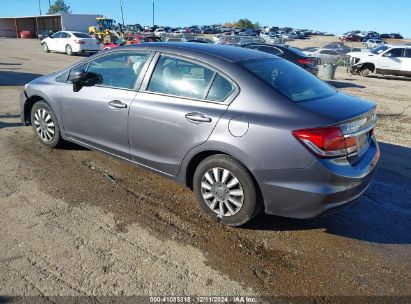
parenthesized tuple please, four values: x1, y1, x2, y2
(74, 39, 85, 44)
(292, 126, 357, 158)
(297, 58, 315, 65)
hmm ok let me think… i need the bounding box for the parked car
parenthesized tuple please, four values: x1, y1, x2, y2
(341, 34, 362, 42)
(390, 33, 403, 39)
(349, 45, 411, 77)
(165, 37, 187, 42)
(244, 43, 319, 75)
(101, 38, 124, 51)
(303, 48, 341, 64)
(154, 28, 166, 36)
(124, 35, 162, 44)
(37, 30, 56, 40)
(379, 34, 391, 39)
(21, 43, 379, 226)
(41, 31, 101, 56)
(323, 42, 352, 54)
(363, 39, 386, 49)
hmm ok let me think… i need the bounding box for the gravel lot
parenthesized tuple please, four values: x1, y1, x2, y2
(0, 37, 410, 301)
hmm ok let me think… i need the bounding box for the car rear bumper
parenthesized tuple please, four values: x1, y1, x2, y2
(255, 137, 380, 218)
(74, 45, 101, 53)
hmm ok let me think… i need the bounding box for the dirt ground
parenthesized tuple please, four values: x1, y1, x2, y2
(0, 37, 410, 302)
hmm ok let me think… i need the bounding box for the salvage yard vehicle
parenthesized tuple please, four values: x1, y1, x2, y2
(41, 31, 101, 56)
(363, 39, 386, 49)
(123, 35, 162, 44)
(303, 48, 341, 64)
(20, 43, 379, 226)
(244, 43, 319, 75)
(349, 45, 411, 77)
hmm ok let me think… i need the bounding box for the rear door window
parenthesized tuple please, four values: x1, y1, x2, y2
(147, 55, 215, 99)
(403, 49, 411, 58)
(206, 74, 235, 102)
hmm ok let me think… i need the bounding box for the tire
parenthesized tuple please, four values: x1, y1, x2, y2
(42, 43, 49, 53)
(193, 154, 261, 226)
(361, 67, 371, 76)
(65, 44, 73, 56)
(30, 101, 62, 148)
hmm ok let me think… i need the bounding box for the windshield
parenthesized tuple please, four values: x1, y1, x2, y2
(73, 32, 91, 38)
(240, 58, 336, 102)
(100, 19, 113, 30)
(372, 45, 389, 54)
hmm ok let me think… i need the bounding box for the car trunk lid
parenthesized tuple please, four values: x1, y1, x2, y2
(298, 92, 377, 163)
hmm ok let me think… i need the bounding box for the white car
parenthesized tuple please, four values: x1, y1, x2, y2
(154, 28, 166, 36)
(41, 31, 101, 56)
(303, 48, 341, 64)
(349, 45, 411, 77)
(363, 39, 386, 49)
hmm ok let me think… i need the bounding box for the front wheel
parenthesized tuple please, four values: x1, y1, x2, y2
(65, 44, 73, 56)
(30, 101, 62, 148)
(360, 67, 370, 76)
(42, 43, 49, 53)
(193, 154, 261, 226)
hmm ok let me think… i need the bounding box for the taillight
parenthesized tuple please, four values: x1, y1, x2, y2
(74, 39, 85, 44)
(292, 126, 357, 158)
(297, 58, 315, 65)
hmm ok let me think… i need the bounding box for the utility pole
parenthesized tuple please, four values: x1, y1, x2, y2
(120, 0, 125, 25)
(38, 0, 42, 15)
(152, 1, 155, 27)
(48, 0, 51, 9)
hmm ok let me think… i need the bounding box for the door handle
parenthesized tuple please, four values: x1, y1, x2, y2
(108, 100, 127, 109)
(185, 112, 212, 124)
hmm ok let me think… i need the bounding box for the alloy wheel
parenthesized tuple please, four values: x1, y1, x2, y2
(33, 108, 55, 142)
(200, 167, 244, 217)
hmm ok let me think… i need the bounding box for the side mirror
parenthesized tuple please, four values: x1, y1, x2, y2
(384, 53, 392, 57)
(69, 69, 86, 92)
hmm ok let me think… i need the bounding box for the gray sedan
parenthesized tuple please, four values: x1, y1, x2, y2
(20, 43, 379, 226)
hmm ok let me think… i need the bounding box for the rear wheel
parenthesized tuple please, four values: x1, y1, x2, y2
(193, 154, 261, 226)
(30, 101, 62, 148)
(42, 43, 49, 53)
(65, 44, 73, 56)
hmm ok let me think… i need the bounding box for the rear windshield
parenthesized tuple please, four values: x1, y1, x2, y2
(287, 47, 307, 57)
(73, 32, 91, 38)
(240, 58, 336, 102)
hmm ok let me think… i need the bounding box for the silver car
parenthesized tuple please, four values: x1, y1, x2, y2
(20, 43, 380, 226)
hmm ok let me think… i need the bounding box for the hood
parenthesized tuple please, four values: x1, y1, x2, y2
(347, 51, 373, 57)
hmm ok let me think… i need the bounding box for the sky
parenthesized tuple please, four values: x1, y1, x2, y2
(1, 0, 411, 38)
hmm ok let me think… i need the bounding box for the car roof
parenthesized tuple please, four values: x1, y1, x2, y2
(116, 42, 274, 62)
(61, 31, 89, 35)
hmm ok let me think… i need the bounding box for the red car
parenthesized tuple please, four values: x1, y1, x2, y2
(124, 35, 162, 45)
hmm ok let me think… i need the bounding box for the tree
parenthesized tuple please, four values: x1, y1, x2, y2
(224, 19, 260, 29)
(47, 0, 71, 14)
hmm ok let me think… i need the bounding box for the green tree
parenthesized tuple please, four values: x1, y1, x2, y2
(47, 0, 71, 14)
(237, 18, 259, 29)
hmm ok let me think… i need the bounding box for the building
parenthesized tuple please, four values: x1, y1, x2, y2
(0, 13, 102, 38)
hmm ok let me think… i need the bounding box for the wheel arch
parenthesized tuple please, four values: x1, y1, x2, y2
(362, 62, 375, 72)
(23, 95, 46, 125)
(184, 149, 264, 210)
